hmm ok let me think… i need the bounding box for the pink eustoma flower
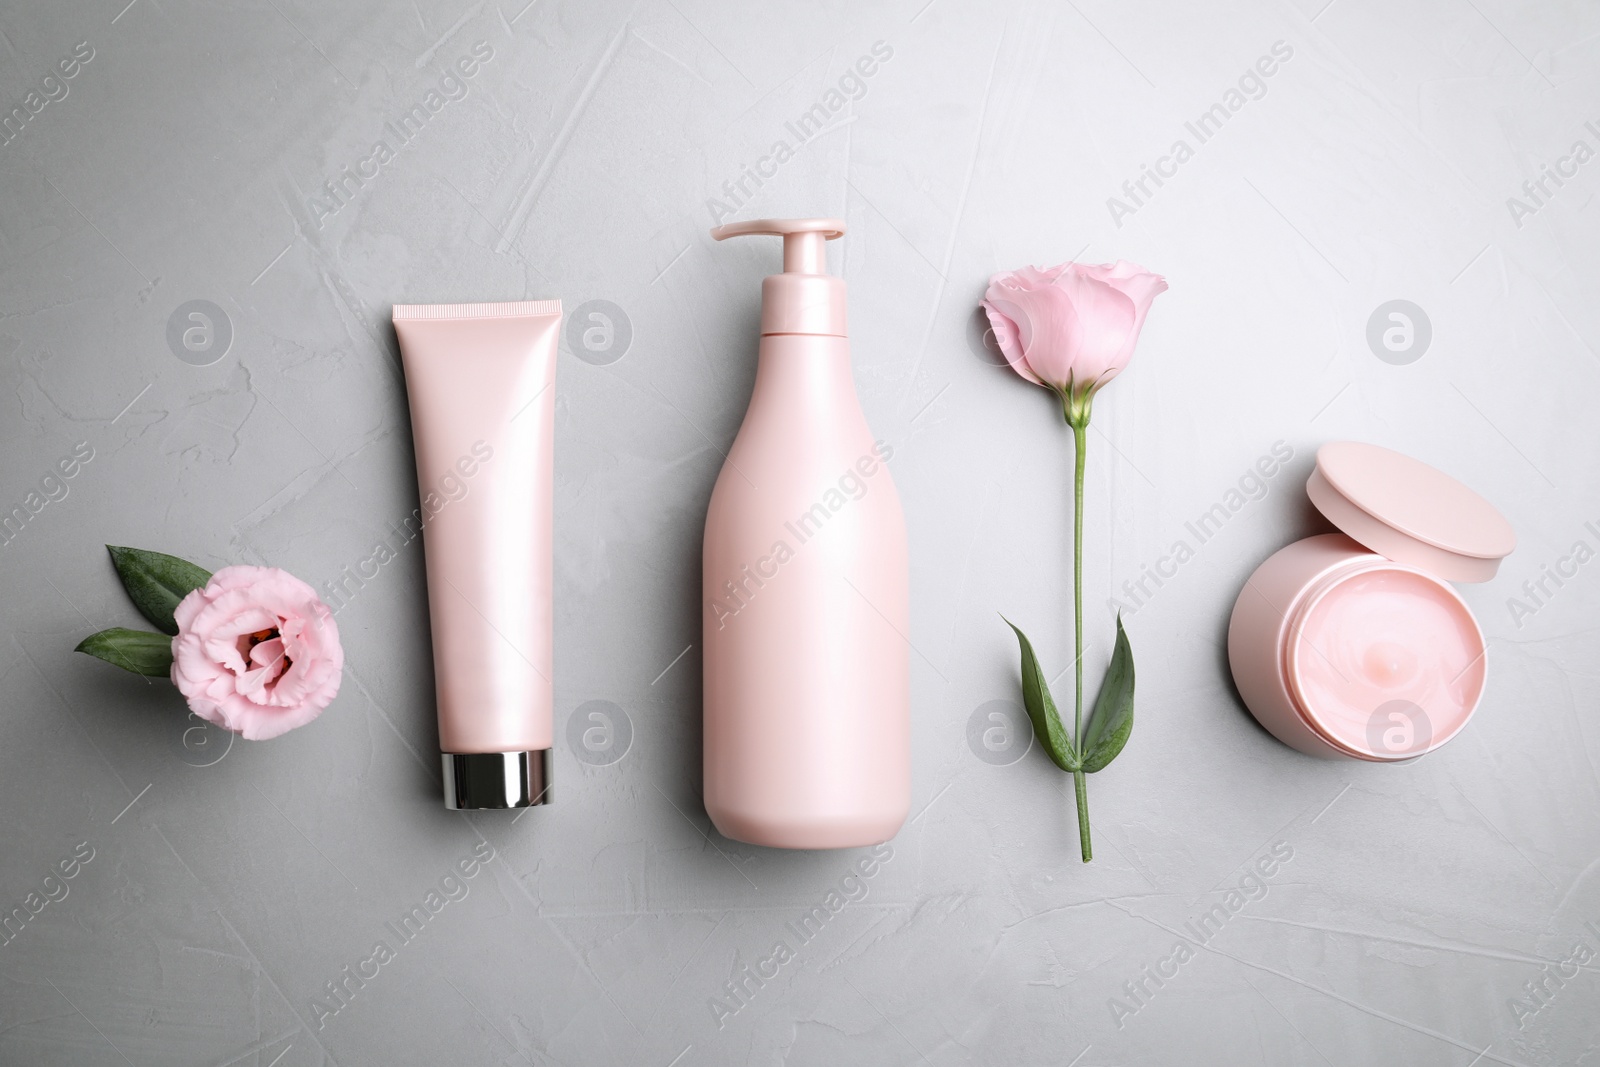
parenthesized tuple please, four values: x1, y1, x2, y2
(171, 565, 343, 740)
(981, 261, 1167, 405)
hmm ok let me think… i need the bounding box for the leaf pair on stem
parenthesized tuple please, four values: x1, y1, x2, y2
(1005, 615, 1134, 862)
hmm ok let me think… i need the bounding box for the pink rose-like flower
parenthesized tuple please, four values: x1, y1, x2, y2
(981, 261, 1168, 402)
(171, 565, 343, 740)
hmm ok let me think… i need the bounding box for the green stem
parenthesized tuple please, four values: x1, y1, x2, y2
(1069, 402, 1092, 863)
(1073, 760, 1090, 863)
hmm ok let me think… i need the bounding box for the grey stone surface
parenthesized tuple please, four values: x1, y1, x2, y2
(2, 0, 1598, 1064)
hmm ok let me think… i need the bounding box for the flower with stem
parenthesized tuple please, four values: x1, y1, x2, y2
(983, 261, 1166, 862)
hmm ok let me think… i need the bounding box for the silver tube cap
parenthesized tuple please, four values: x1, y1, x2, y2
(442, 750, 551, 810)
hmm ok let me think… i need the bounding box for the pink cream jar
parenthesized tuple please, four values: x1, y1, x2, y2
(1228, 442, 1515, 760)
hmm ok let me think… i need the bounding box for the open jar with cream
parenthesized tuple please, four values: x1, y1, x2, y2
(1228, 442, 1514, 760)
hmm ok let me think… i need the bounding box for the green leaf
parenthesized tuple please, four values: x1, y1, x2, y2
(1082, 615, 1135, 773)
(107, 545, 212, 635)
(1003, 617, 1079, 772)
(75, 627, 174, 677)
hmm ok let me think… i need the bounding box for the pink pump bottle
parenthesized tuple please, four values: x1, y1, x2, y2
(702, 218, 910, 850)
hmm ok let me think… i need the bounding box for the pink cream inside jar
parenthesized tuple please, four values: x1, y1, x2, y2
(1286, 563, 1486, 759)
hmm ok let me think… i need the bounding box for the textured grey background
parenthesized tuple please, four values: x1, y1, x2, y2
(1, 0, 1597, 1064)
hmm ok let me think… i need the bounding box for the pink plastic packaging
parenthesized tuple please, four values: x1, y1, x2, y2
(393, 300, 561, 808)
(1228, 442, 1514, 760)
(702, 219, 910, 849)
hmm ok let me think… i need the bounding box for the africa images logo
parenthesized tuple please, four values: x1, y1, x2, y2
(707, 844, 893, 1029)
(1106, 41, 1294, 228)
(705, 41, 894, 224)
(301, 42, 495, 231)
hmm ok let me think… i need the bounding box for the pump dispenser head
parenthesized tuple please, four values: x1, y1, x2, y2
(711, 217, 847, 337)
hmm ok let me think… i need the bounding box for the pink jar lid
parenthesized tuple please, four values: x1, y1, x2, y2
(1306, 442, 1515, 583)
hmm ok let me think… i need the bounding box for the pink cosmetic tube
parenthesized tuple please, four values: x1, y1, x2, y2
(393, 300, 561, 808)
